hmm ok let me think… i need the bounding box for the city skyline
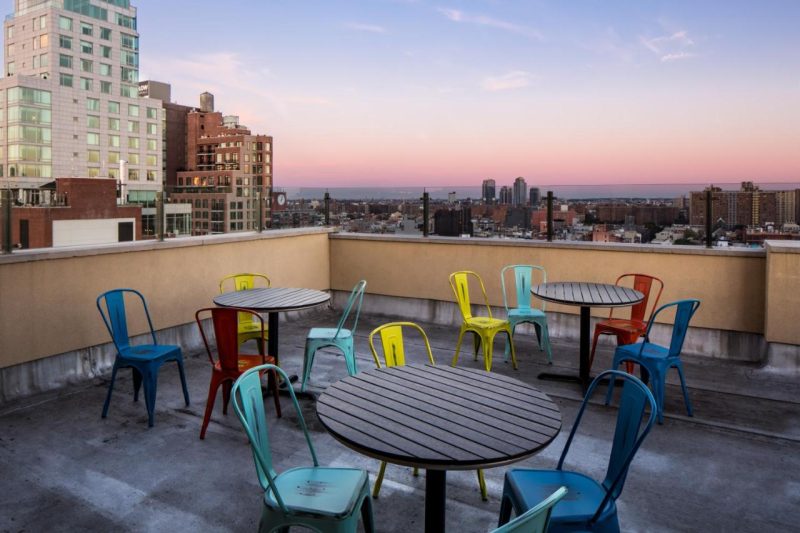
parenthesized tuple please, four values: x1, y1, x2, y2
(7, 0, 799, 187)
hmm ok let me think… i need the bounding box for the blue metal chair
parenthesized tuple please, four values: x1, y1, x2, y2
(233, 364, 375, 533)
(301, 280, 367, 392)
(96, 288, 190, 427)
(498, 370, 657, 532)
(493, 486, 567, 533)
(606, 299, 700, 424)
(501, 265, 553, 363)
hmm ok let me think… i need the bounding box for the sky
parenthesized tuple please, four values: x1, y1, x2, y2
(93, 1, 800, 186)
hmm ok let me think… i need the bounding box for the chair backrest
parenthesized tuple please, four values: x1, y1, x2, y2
(196, 307, 264, 371)
(369, 322, 436, 368)
(96, 288, 157, 353)
(501, 265, 547, 312)
(557, 370, 656, 524)
(449, 270, 492, 321)
(218, 273, 271, 294)
(492, 486, 568, 533)
(232, 364, 318, 513)
(332, 280, 367, 339)
(644, 299, 701, 358)
(610, 273, 664, 322)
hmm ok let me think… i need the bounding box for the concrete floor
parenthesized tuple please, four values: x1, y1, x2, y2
(1, 308, 799, 533)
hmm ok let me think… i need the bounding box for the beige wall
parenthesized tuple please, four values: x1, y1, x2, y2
(330, 235, 766, 334)
(0, 229, 331, 369)
(765, 241, 800, 345)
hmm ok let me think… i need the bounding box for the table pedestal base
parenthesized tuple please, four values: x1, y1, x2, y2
(425, 469, 446, 533)
(537, 305, 592, 392)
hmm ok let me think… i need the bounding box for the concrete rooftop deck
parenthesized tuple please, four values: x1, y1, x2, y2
(1, 307, 799, 532)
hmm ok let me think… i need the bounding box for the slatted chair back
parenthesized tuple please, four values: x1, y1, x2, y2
(369, 322, 435, 368)
(501, 265, 547, 313)
(609, 273, 663, 323)
(450, 270, 492, 321)
(219, 273, 271, 329)
(644, 299, 701, 359)
(332, 280, 367, 340)
(196, 307, 265, 372)
(97, 288, 158, 353)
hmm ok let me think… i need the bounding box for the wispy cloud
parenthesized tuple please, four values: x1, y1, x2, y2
(482, 71, 534, 92)
(661, 52, 696, 63)
(640, 30, 696, 62)
(438, 8, 543, 40)
(344, 22, 387, 34)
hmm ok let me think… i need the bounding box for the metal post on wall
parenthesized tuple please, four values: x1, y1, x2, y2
(705, 188, 713, 248)
(1, 189, 12, 253)
(257, 190, 264, 233)
(156, 191, 164, 242)
(546, 191, 554, 242)
(422, 190, 430, 237)
(324, 191, 331, 226)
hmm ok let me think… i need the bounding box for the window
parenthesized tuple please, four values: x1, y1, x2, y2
(127, 137, 139, 149)
(120, 66, 137, 83)
(7, 62, 15, 75)
(146, 107, 158, 119)
(59, 54, 72, 68)
(127, 153, 139, 164)
(7, 26, 13, 39)
(80, 77, 92, 90)
(146, 139, 157, 150)
(87, 149, 100, 162)
(120, 84, 137, 97)
(81, 22, 93, 36)
(108, 101, 119, 113)
(120, 33, 138, 50)
(115, 13, 136, 29)
(100, 45, 111, 58)
(7, 44, 14, 56)
(128, 169, 139, 181)
(59, 72, 73, 87)
(108, 168, 118, 179)
(108, 151, 119, 163)
(146, 123, 157, 135)
(100, 80, 111, 94)
(59, 16, 73, 31)
(8, 87, 51, 105)
(146, 154, 157, 166)
(80, 40, 92, 54)
(147, 170, 157, 181)
(87, 167, 100, 177)
(87, 132, 99, 145)
(100, 27, 111, 40)
(109, 134, 119, 147)
(108, 117, 119, 131)
(120, 50, 137, 67)
(39, 53, 48, 67)
(87, 115, 100, 128)
(127, 121, 139, 133)
(99, 63, 111, 76)
(39, 15, 47, 30)
(59, 35, 72, 49)
(127, 104, 139, 117)
(39, 34, 49, 48)
(80, 58, 92, 72)
(86, 97, 100, 111)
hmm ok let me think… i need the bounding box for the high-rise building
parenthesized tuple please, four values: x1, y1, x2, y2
(529, 187, 541, 207)
(690, 182, 780, 227)
(481, 178, 495, 204)
(499, 186, 512, 205)
(512, 176, 527, 206)
(2, 0, 163, 208)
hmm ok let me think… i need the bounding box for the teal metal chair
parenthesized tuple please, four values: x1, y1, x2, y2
(499, 370, 657, 532)
(493, 486, 567, 533)
(301, 280, 367, 392)
(233, 364, 375, 533)
(606, 299, 700, 424)
(501, 265, 553, 363)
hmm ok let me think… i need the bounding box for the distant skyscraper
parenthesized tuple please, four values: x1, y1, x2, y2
(512, 177, 527, 206)
(499, 186, 512, 205)
(481, 179, 496, 204)
(529, 187, 541, 207)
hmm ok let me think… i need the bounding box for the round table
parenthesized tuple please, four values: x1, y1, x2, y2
(316, 364, 561, 532)
(533, 282, 644, 391)
(213, 287, 330, 366)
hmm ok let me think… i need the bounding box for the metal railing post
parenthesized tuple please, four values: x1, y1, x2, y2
(422, 191, 430, 237)
(1, 189, 12, 253)
(156, 191, 164, 241)
(705, 189, 712, 248)
(546, 191, 554, 242)
(324, 191, 331, 225)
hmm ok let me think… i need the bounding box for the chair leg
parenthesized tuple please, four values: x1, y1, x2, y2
(200, 373, 222, 439)
(176, 357, 190, 406)
(102, 360, 121, 419)
(451, 328, 466, 367)
(221, 381, 232, 415)
(539, 320, 553, 364)
(503, 322, 517, 362)
(604, 356, 620, 405)
(477, 469, 488, 501)
(589, 328, 603, 373)
(473, 332, 481, 361)
(268, 369, 282, 418)
(650, 367, 665, 424)
(301, 344, 316, 393)
(142, 368, 159, 428)
(675, 362, 693, 417)
(498, 494, 514, 527)
(132, 367, 142, 402)
(506, 328, 518, 370)
(372, 461, 388, 498)
(344, 345, 358, 376)
(360, 493, 376, 533)
(482, 333, 493, 372)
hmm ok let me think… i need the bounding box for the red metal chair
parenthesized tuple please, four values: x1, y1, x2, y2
(589, 274, 664, 373)
(196, 307, 281, 439)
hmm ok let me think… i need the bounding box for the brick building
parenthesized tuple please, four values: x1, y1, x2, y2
(689, 182, 786, 228)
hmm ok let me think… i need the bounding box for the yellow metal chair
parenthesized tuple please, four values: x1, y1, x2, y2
(449, 271, 517, 372)
(219, 273, 271, 352)
(368, 322, 488, 501)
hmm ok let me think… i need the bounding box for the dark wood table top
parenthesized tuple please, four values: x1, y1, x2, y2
(533, 282, 643, 308)
(213, 287, 330, 313)
(316, 364, 561, 470)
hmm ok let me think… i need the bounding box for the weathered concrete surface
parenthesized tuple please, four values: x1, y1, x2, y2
(1, 308, 798, 532)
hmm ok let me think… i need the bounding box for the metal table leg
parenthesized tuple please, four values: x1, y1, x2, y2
(425, 469, 447, 532)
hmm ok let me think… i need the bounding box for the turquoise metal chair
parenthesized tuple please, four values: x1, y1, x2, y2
(499, 370, 657, 532)
(97, 288, 190, 427)
(233, 364, 374, 533)
(301, 280, 367, 392)
(501, 265, 553, 363)
(493, 486, 567, 533)
(606, 299, 700, 424)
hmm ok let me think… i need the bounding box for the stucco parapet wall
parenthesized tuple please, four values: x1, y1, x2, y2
(329, 233, 766, 258)
(0, 227, 335, 265)
(765, 240, 800, 254)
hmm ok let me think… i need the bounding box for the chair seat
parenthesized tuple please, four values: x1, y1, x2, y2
(505, 469, 613, 527)
(119, 344, 181, 362)
(307, 328, 353, 341)
(616, 342, 671, 362)
(508, 308, 546, 320)
(466, 317, 509, 330)
(266, 467, 368, 518)
(239, 322, 269, 336)
(596, 318, 646, 335)
(213, 354, 267, 373)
